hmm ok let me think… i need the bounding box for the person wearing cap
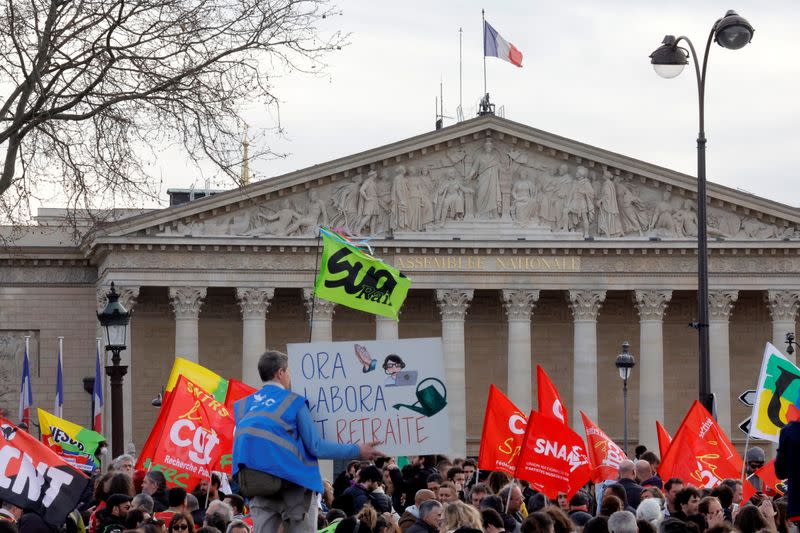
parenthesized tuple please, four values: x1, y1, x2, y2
(232, 350, 382, 533)
(745, 446, 766, 492)
(97, 494, 133, 533)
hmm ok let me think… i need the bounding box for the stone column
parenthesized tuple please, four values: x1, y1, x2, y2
(502, 289, 539, 413)
(765, 290, 800, 364)
(302, 289, 337, 342)
(568, 289, 606, 426)
(236, 288, 275, 388)
(634, 289, 672, 449)
(96, 285, 139, 456)
(169, 287, 206, 362)
(436, 289, 474, 458)
(708, 290, 738, 435)
(375, 315, 399, 340)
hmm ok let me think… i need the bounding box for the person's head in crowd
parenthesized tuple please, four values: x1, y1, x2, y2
(185, 493, 200, 513)
(527, 492, 549, 514)
(469, 483, 490, 507)
(663, 479, 684, 510)
(604, 484, 629, 508)
(143, 521, 167, 533)
(357, 465, 383, 491)
(617, 460, 636, 481)
(734, 503, 768, 533)
(637, 519, 657, 533)
(636, 498, 663, 529)
(413, 489, 435, 508)
(719, 479, 742, 506)
(169, 513, 195, 533)
(608, 511, 637, 533)
(499, 483, 524, 514)
(126, 509, 152, 529)
(113, 454, 135, 475)
(640, 487, 665, 508)
(419, 499, 443, 530)
(521, 511, 555, 533)
(94, 472, 113, 503)
(486, 471, 512, 496)
(675, 487, 700, 516)
(635, 460, 653, 482)
(106, 472, 136, 499)
(698, 496, 723, 529)
(745, 447, 766, 475)
(355, 505, 378, 531)
(374, 457, 392, 470)
(641, 451, 660, 471)
(442, 500, 483, 532)
(480, 494, 504, 515)
(132, 493, 155, 514)
(381, 468, 395, 496)
(570, 510, 594, 532)
(108, 493, 134, 518)
(544, 507, 573, 533)
(462, 459, 477, 483)
(322, 480, 334, 509)
(556, 492, 569, 511)
(133, 469, 147, 494)
(584, 516, 609, 533)
(437, 459, 453, 479)
(709, 485, 733, 511)
(600, 495, 623, 517)
(447, 466, 466, 488)
(225, 520, 250, 533)
(569, 491, 590, 513)
(206, 500, 233, 526)
(483, 508, 506, 533)
(437, 481, 459, 504)
(635, 445, 648, 460)
(415, 455, 437, 469)
(223, 495, 244, 517)
(426, 473, 444, 492)
(165, 488, 187, 512)
(143, 471, 167, 497)
(204, 512, 227, 533)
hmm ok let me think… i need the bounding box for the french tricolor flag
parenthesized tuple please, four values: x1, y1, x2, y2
(19, 337, 32, 427)
(93, 339, 104, 433)
(484, 21, 523, 68)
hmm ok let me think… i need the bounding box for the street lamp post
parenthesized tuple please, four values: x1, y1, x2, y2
(615, 341, 636, 455)
(97, 282, 131, 458)
(648, 10, 754, 413)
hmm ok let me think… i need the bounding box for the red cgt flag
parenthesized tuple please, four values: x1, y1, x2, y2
(656, 421, 672, 459)
(658, 401, 756, 492)
(537, 365, 568, 425)
(478, 385, 528, 475)
(581, 411, 627, 482)
(516, 410, 591, 499)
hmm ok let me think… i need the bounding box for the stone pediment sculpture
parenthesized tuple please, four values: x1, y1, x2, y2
(95, 115, 800, 243)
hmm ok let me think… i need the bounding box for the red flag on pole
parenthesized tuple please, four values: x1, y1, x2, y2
(656, 421, 672, 459)
(478, 384, 527, 475)
(658, 401, 756, 492)
(537, 365, 568, 425)
(741, 459, 785, 503)
(581, 411, 627, 482)
(515, 410, 591, 498)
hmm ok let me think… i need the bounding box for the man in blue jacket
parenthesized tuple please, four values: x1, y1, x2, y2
(233, 350, 382, 533)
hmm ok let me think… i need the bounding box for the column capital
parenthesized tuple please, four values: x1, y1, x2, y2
(634, 289, 673, 321)
(708, 290, 739, 321)
(502, 289, 540, 321)
(436, 289, 474, 321)
(568, 289, 606, 321)
(236, 288, 275, 319)
(96, 285, 140, 312)
(766, 289, 800, 322)
(169, 287, 207, 319)
(302, 289, 336, 320)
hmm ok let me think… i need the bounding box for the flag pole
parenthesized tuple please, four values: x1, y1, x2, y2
(459, 27, 463, 116)
(307, 227, 323, 343)
(482, 9, 487, 97)
(740, 432, 751, 483)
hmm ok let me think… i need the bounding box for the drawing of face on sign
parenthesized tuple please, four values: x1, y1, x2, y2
(383, 354, 416, 387)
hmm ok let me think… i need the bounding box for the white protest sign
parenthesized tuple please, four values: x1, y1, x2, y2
(287, 337, 450, 456)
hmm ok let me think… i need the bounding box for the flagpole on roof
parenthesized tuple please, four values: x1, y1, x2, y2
(481, 9, 487, 97)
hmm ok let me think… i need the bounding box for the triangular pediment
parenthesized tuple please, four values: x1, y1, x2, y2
(90, 115, 800, 245)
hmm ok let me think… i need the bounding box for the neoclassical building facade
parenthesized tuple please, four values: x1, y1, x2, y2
(1, 115, 799, 458)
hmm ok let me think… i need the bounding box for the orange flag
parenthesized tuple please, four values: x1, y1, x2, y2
(581, 411, 628, 482)
(537, 365, 568, 425)
(656, 421, 672, 459)
(658, 401, 756, 492)
(478, 384, 528, 475)
(516, 410, 591, 498)
(741, 459, 786, 503)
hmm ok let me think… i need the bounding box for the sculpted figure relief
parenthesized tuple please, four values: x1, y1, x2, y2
(357, 170, 381, 234)
(390, 165, 410, 230)
(596, 170, 623, 237)
(467, 138, 504, 219)
(405, 166, 425, 231)
(285, 190, 328, 236)
(568, 166, 595, 235)
(248, 200, 300, 236)
(649, 191, 679, 237)
(673, 200, 698, 238)
(511, 172, 538, 226)
(329, 174, 363, 229)
(434, 169, 472, 226)
(616, 177, 646, 235)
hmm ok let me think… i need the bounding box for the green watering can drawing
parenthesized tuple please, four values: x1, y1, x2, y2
(392, 377, 447, 417)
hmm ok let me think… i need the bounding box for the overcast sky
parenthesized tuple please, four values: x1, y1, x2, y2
(156, 0, 799, 208)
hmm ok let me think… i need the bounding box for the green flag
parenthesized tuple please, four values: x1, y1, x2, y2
(314, 228, 410, 319)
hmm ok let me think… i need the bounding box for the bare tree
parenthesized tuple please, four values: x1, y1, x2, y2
(0, 0, 343, 224)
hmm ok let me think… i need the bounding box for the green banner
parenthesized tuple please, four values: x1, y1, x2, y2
(314, 228, 410, 319)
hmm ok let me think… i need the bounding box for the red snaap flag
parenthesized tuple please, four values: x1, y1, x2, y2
(515, 410, 592, 499)
(478, 384, 527, 475)
(537, 365, 568, 425)
(656, 421, 672, 460)
(581, 411, 627, 482)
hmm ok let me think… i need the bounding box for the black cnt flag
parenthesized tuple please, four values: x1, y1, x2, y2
(0, 417, 90, 526)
